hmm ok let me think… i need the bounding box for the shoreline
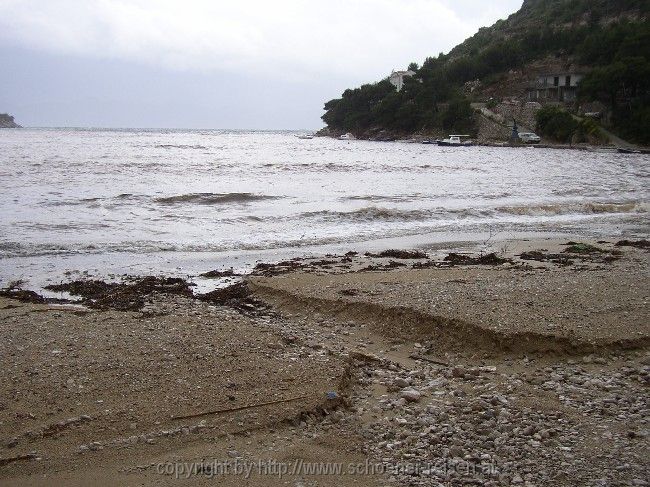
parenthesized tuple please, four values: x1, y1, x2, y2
(2, 226, 647, 296)
(1, 235, 648, 486)
(4, 235, 648, 347)
(318, 133, 650, 152)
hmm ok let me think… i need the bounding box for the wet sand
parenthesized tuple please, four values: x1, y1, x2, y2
(0, 237, 648, 486)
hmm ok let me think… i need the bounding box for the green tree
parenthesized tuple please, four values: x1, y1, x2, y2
(535, 106, 578, 142)
(441, 97, 475, 134)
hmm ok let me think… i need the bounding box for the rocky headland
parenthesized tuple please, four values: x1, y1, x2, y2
(0, 114, 21, 128)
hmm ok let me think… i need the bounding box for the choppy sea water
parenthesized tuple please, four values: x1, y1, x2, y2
(1, 128, 648, 288)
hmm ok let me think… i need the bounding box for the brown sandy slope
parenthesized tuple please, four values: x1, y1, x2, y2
(249, 247, 650, 355)
(0, 297, 377, 486)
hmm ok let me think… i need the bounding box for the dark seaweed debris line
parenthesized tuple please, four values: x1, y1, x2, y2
(44, 277, 193, 311)
(2, 240, 644, 312)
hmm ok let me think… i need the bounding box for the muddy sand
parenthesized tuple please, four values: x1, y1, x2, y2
(0, 238, 648, 486)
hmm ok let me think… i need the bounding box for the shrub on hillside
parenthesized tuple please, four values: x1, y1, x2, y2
(535, 106, 578, 142)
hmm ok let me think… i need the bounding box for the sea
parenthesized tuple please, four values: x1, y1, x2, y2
(1, 128, 648, 291)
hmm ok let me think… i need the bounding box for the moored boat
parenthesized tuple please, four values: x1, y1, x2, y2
(436, 135, 472, 146)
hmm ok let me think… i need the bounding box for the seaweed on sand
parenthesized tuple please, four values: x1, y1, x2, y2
(44, 277, 193, 311)
(197, 282, 270, 315)
(443, 252, 511, 265)
(365, 249, 428, 259)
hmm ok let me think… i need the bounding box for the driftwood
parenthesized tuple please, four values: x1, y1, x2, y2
(408, 354, 449, 367)
(170, 395, 307, 421)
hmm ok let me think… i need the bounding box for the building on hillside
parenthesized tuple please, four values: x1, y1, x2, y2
(527, 73, 584, 102)
(389, 69, 415, 92)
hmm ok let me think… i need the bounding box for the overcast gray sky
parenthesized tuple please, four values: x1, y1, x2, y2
(0, 0, 523, 129)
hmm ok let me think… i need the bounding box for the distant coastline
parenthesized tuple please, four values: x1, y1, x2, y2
(0, 113, 21, 128)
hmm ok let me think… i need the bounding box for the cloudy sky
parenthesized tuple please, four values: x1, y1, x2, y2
(0, 0, 522, 129)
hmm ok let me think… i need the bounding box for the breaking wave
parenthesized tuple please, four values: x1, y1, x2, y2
(46, 194, 146, 207)
(300, 204, 508, 223)
(154, 192, 282, 205)
(341, 194, 421, 203)
(300, 201, 647, 225)
(47, 197, 102, 207)
(155, 144, 208, 150)
(14, 222, 111, 231)
(301, 206, 434, 222)
(44, 192, 284, 208)
(497, 201, 646, 217)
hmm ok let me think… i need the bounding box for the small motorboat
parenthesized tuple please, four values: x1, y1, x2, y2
(437, 135, 472, 146)
(296, 134, 314, 139)
(339, 133, 355, 140)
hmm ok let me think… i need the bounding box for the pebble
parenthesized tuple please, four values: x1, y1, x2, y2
(399, 389, 421, 402)
(393, 377, 410, 388)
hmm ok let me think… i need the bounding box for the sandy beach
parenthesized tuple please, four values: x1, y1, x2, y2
(3, 0, 649, 485)
(0, 237, 648, 486)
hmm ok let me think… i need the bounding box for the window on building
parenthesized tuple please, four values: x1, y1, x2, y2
(565, 75, 571, 86)
(554, 76, 559, 86)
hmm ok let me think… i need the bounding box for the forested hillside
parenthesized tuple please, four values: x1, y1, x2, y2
(321, 0, 649, 144)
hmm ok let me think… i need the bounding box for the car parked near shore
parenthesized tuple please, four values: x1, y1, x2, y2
(519, 132, 541, 144)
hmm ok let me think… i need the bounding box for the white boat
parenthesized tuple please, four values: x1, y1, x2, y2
(296, 134, 314, 139)
(339, 133, 355, 140)
(437, 134, 472, 146)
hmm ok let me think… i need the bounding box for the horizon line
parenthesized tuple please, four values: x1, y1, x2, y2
(4, 126, 323, 131)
